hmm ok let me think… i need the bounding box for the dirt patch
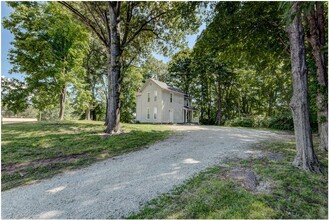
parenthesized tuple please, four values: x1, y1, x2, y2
(223, 167, 258, 191)
(262, 152, 285, 161)
(218, 167, 275, 193)
(47, 123, 76, 126)
(2, 154, 87, 174)
(97, 130, 128, 138)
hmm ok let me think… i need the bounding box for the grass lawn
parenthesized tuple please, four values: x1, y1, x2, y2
(129, 139, 328, 219)
(1, 120, 173, 191)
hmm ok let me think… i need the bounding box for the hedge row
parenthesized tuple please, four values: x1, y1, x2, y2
(224, 114, 294, 131)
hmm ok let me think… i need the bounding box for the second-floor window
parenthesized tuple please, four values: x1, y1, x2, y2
(147, 93, 150, 102)
(154, 90, 157, 101)
(185, 99, 189, 106)
(170, 93, 173, 103)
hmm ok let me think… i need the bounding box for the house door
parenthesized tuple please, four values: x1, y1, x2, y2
(169, 109, 174, 123)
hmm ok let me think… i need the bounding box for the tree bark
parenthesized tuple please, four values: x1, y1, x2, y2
(59, 84, 66, 120)
(85, 108, 91, 120)
(306, 2, 328, 151)
(207, 103, 211, 124)
(106, 2, 121, 133)
(85, 67, 92, 121)
(287, 2, 322, 172)
(216, 74, 221, 125)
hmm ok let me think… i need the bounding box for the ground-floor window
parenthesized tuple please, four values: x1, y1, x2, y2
(147, 108, 150, 119)
(154, 107, 157, 119)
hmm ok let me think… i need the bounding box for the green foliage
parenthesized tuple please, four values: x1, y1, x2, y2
(267, 114, 294, 131)
(168, 49, 194, 94)
(140, 56, 169, 82)
(120, 66, 144, 123)
(3, 2, 90, 117)
(225, 117, 254, 128)
(225, 114, 294, 131)
(1, 77, 29, 114)
(164, 1, 293, 125)
(319, 115, 327, 123)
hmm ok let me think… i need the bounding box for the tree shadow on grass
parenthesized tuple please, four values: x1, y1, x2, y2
(1, 129, 171, 191)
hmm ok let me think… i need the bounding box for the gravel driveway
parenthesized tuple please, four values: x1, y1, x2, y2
(1, 125, 292, 219)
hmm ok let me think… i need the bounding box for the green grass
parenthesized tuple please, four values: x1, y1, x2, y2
(128, 139, 328, 219)
(1, 120, 173, 191)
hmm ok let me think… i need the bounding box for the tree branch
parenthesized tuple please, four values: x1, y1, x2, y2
(121, 2, 134, 47)
(82, 3, 107, 46)
(140, 28, 165, 40)
(58, 1, 108, 46)
(122, 11, 167, 48)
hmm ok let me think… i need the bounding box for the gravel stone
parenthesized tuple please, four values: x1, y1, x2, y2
(1, 125, 292, 219)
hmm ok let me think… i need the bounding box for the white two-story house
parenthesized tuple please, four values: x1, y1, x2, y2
(136, 78, 197, 123)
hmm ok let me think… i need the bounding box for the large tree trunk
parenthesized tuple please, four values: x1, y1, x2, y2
(59, 84, 66, 120)
(216, 74, 221, 125)
(85, 69, 92, 121)
(306, 2, 328, 151)
(105, 96, 109, 125)
(85, 108, 91, 120)
(106, 2, 121, 133)
(287, 2, 321, 172)
(207, 102, 211, 125)
(103, 69, 110, 125)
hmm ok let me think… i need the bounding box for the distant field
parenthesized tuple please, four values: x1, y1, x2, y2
(1, 121, 173, 190)
(2, 118, 38, 124)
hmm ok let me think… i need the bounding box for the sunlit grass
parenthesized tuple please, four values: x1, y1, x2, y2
(1, 120, 173, 190)
(129, 139, 328, 219)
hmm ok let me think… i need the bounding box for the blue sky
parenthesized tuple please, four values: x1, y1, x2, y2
(1, 2, 205, 81)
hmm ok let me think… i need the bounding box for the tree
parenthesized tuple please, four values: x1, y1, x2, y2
(186, 2, 293, 126)
(1, 77, 29, 115)
(59, 1, 201, 133)
(287, 2, 321, 172)
(140, 56, 169, 82)
(305, 2, 328, 151)
(3, 2, 89, 120)
(79, 38, 107, 120)
(120, 66, 144, 123)
(168, 49, 194, 94)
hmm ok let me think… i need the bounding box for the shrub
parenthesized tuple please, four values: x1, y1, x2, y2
(267, 114, 294, 131)
(225, 114, 295, 131)
(252, 115, 270, 128)
(225, 117, 254, 127)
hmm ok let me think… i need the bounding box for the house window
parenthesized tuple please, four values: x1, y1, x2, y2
(154, 107, 157, 119)
(154, 90, 157, 102)
(147, 93, 150, 102)
(170, 93, 173, 103)
(147, 108, 150, 119)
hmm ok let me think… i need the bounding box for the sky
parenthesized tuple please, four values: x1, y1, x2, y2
(1, 2, 205, 81)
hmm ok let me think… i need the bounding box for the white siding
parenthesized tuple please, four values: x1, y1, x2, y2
(136, 79, 186, 123)
(136, 95, 142, 121)
(162, 90, 184, 123)
(136, 80, 162, 123)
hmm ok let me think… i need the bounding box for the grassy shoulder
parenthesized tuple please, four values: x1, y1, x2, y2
(1, 120, 173, 191)
(128, 139, 328, 219)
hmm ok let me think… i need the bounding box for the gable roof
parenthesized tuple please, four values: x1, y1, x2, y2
(138, 78, 188, 96)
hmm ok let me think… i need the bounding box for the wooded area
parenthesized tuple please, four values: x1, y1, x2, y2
(1, 1, 327, 172)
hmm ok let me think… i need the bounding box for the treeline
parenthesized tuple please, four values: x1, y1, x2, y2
(164, 2, 324, 133)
